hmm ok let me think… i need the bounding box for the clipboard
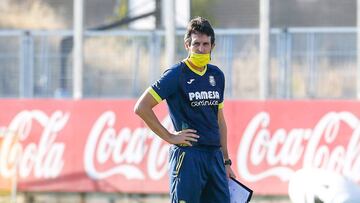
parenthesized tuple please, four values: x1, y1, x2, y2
(228, 177, 253, 203)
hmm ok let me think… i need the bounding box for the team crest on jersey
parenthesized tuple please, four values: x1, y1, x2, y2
(209, 75, 216, 86)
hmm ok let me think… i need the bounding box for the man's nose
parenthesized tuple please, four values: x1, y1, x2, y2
(198, 45, 205, 53)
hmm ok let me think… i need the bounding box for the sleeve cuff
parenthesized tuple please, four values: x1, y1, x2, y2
(148, 87, 163, 103)
(218, 102, 224, 109)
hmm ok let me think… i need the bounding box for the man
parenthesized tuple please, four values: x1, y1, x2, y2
(134, 16, 235, 203)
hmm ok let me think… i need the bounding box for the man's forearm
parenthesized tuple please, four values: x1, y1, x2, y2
(136, 107, 172, 143)
(218, 109, 229, 160)
(220, 134, 229, 160)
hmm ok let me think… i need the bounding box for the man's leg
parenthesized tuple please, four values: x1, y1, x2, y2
(169, 146, 207, 203)
(200, 149, 230, 203)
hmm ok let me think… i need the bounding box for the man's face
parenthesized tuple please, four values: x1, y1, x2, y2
(185, 32, 214, 54)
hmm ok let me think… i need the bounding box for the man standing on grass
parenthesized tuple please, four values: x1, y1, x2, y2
(134, 16, 236, 203)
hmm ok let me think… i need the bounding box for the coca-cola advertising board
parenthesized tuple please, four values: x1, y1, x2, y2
(0, 100, 359, 195)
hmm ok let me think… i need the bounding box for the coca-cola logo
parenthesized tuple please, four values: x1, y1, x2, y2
(84, 111, 172, 180)
(0, 110, 69, 179)
(1, 103, 359, 194)
(83, 110, 360, 185)
(238, 111, 360, 183)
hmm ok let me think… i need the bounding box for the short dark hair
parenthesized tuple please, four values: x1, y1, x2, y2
(184, 17, 215, 46)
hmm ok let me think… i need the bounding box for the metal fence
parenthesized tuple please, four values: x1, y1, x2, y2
(0, 28, 356, 99)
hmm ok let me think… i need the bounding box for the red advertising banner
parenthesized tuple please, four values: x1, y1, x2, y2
(0, 100, 359, 195)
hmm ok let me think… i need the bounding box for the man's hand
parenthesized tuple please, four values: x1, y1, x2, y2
(168, 129, 199, 146)
(226, 165, 236, 179)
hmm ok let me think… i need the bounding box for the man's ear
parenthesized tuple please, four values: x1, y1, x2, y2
(184, 41, 190, 51)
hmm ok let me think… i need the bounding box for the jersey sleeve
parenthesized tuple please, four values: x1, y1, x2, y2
(150, 68, 179, 102)
(218, 70, 226, 109)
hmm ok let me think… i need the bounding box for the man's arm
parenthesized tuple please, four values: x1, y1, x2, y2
(218, 108, 236, 178)
(134, 88, 199, 146)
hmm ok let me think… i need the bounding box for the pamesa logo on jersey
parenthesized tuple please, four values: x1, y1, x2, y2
(188, 90, 220, 107)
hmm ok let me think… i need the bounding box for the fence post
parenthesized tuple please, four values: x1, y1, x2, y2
(285, 29, 292, 98)
(148, 31, 160, 86)
(278, 28, 292, 99)
(19, 31, 34, 98)
(225, 35, 234, 97)
(307, 32, 316, 98)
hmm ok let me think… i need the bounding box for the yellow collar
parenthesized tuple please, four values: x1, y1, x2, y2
(183, 60, 207, 76)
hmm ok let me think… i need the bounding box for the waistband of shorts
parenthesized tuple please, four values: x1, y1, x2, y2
(174, 143, 220, 151)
